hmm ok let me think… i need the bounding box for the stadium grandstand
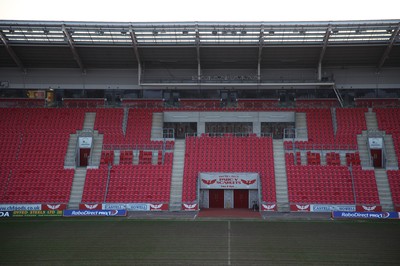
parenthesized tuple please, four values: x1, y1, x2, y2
(0, 19, 400, 214)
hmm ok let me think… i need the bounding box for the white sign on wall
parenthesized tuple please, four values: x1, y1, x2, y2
(368, 138, 383, 149)
(199, 173, 259, 189)
(79, 137, 93, 148)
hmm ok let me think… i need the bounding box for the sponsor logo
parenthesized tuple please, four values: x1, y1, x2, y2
(13, 210, 63, 217)
(262, 204, 276, 211)
(311, 204, 355, 212)
(201, 179, 217, 185)
(126, 203, 149, 211)
(0, 204, 41, 211)
(149, 204, 168, 211)
(362, 205, 377, 211)
(182, 203, 198, 210)
(85, 204, 99, 209)
(241, 179, 256, 186)
(296, 204, 310, 210)
(63, 210, 127, 217)
(46, 204, 61, 210)
(150, 204, 162, 210)
(332, 211, 399, 219)
(0, 211, 12, 217)
(103, 204, 126, 210)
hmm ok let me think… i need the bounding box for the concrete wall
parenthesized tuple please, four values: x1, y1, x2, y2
(1, 67, 399, 90)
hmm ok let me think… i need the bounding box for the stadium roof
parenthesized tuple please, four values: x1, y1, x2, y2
(0, 20, 399, 71)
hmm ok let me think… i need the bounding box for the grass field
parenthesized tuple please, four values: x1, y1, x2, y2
(1, 218, 399, 265)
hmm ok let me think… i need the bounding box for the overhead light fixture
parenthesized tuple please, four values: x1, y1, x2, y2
(332, 29, 339, 34)
(121, 30, 127, 35)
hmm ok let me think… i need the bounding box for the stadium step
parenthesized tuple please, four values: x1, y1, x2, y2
(357, 133, 372, 168)
(150, 112, 164, 140)
(83, 112, 96, 130)
(374, 169, 394, 211)
(89, 131, 103, 167)
(365, 110, 378, 130)
(273, 139, 290, 212)
(295, 112, 308, 140)
(68, 167, 87, 209)
(169, 139, 186, 211)
(383, 135, 398, 169)
(64, 133, 78, 168)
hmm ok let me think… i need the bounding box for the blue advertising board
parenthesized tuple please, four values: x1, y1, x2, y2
(63, 210, 127, 217)
(332, 211, 399, 219)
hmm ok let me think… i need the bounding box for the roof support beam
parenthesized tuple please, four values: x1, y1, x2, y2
(195, 25, 201, 82)
(377, 23, 400, 71)
(257, 26, 264, 82)
(318, 27, 331, 81)
(0, 30, 26, 73)
(62, 25, 85, 73)
(129, 27, 142, 84)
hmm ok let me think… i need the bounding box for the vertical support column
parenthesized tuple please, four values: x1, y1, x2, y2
(198, 122, 205, 135)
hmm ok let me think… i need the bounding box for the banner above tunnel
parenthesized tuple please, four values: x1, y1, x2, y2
(199, 173, 259, 189)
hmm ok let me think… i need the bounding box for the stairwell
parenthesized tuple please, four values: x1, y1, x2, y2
(64, 133, 78, 168)
(83, 112, 96, 129)
(151, 112, 164, 140)
(66, 112, 103, 208)
(357, 131, 371, 168)
(374, 169, 394, 211)
(383, 135, 398, 169)
(89, 131, 103, 167)
(169, 139, 185, 211)
(273, 139, 290, 212)
(365, 109, 378, 130)
(68, 167, 87, 209)
(295, 112, 308, 140)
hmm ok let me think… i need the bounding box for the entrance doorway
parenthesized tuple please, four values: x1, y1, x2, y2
(79, 148, 91, 167)
(234, 190, 249, 209)
(371, 149, 382, 168)
(209, 190, 224, 208)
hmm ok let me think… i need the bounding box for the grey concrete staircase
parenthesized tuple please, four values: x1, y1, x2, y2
(68, 167, 87, 209)
(90, 130, 103, 167)
(365, 109, 378, 130)
(64, 133, 78, 168)
(374, 169, 394, 211)
(169, 139, 185, 211)
(295, 112, 308, 140)
(273, 139, 290, 212)
(357, 131, 371, 168)
(83, 112, 96, 129)
(383, 134, 398, 169)
(151, 112, 164, 140)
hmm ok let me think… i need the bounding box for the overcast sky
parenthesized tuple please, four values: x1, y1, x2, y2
(0, 0, 399, 22)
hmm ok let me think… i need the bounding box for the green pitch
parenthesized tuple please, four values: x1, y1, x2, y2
(1, 219, 399, 265)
